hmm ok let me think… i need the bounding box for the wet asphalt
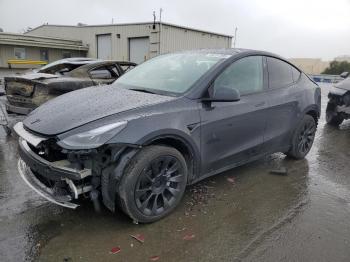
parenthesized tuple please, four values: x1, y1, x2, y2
(0, 84, 349, 262)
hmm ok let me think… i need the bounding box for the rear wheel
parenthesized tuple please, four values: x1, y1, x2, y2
(326, 102, 343, 126)
(287, 115, 316, 159)
(117, 145, 188, 223)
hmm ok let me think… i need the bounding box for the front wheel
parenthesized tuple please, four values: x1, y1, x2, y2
(326, 102, 343, 126)
(117, 145, 188, 223)
(287, 115, 317, 159)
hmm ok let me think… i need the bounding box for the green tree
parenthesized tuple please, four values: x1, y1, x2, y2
(323, 61, 350, 75)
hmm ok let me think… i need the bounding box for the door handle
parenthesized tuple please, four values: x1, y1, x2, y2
(255, 102, 266, 107)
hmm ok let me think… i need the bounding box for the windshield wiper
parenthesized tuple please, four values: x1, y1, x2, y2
(129, 88, 158, 94)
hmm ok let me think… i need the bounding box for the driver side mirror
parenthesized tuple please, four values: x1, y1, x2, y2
(202, 86, 240, 102)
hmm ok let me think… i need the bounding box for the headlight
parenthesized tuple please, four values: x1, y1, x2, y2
(57, 121, 127, 149)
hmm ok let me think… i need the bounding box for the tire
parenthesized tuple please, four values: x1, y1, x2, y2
(326, 102, 343, 126)
(117, 145, 188, 223)
(287, 115, 317, 159)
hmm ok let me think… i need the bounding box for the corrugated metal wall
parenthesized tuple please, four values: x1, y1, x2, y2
(0, 45, 84, 68)
(26, 23, 232, 62)
(27, 24, 156, 61)
(160, 25, 232, 53)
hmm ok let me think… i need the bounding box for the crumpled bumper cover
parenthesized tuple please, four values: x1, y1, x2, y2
(15, 125, 93, 209)
(18, 158, 78, 209)
(17, 135, 91, 181)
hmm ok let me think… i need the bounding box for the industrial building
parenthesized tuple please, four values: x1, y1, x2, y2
(0, 32, 88, 72)
(25, 22, 233, 64)
(288, 58, 330, 75)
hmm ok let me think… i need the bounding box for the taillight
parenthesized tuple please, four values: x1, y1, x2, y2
(6, 81, 34, 96)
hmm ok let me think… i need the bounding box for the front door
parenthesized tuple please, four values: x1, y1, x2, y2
(200, 56, 269, 175)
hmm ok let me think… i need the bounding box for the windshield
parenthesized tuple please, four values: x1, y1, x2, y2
(116, 53, 227, 95)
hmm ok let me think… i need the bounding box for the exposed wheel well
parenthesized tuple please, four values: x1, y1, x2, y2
(306, 110, 319, 126)
(146, 137, 195, 182)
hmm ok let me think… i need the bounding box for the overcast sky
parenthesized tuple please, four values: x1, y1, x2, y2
(1, 0, 350, 60)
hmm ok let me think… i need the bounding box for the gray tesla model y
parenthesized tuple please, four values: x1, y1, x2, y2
(14, 49, 321, 223)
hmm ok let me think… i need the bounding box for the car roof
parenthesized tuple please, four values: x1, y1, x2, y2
(38, 57, 99, 72)
(182, 48, 302, 73)
(70, 60, 136, 72)
(174, 48, 286, 59)
(176, 48, 247, 55)
(67, 60, 136, 77)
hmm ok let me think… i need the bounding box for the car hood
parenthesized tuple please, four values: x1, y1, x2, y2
(23, 85, 175, 136)
(5, 73, 59, 81)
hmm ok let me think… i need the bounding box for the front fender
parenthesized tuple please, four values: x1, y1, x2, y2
(111, 128, 201, 172)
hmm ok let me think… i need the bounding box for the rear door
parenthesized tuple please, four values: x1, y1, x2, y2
(264, 57, 303, 152)
(200, 56, 269, 175)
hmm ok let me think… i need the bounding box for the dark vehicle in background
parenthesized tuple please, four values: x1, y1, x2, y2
(15, 49, 321, 223)
(326, 72, 350, 126)
(5, 59, 136, 114)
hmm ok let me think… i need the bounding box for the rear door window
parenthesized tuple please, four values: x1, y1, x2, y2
(267, 57, 294, 89)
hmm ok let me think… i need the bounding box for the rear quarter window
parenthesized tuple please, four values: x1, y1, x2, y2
(267, 57, 294, 89)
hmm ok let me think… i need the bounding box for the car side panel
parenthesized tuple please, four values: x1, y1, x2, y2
(263, 83, 301, 151)
(199, 93, 268, 175)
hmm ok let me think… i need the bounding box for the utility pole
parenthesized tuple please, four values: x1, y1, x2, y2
(233, 27, 238, 48)
(153, 11, 156, 30)
(159, 8, 163, 55)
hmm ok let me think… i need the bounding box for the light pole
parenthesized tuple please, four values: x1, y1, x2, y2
(233, 27, 238, 48)
(159, 8, 163, 55)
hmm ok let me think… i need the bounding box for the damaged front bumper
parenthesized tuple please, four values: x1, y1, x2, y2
(17, 131, 93, 209)
(18, 158, 80, 209)
(14, 122, 136, 212)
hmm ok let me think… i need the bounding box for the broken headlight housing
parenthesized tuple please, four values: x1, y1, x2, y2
(57, 121, 127, 150)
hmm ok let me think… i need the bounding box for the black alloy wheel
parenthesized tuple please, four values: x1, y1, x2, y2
(135, 155, 185, 216)
(297, 119, 316, 155)
(287, 115, 316, 159)
(117, 145, 188, 223)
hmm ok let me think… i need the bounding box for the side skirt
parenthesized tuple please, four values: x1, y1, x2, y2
(189, 147, 290, 185)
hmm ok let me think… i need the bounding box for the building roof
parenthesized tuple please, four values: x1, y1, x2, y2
(27, 21, 233, 38)
(0, 32, 89, 51)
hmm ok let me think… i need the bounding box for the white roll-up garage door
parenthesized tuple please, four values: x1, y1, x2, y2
(97, 34, 112, 60)
(129, 37, 150, 64)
